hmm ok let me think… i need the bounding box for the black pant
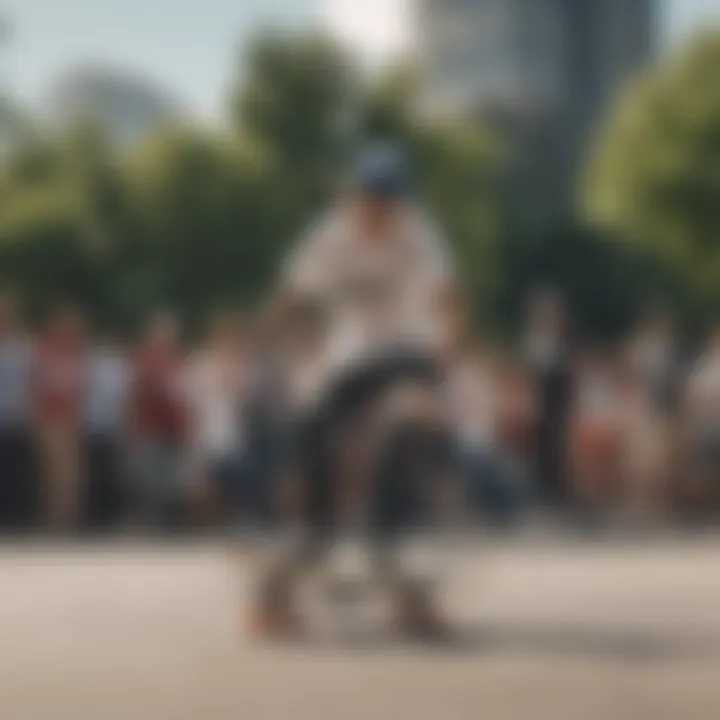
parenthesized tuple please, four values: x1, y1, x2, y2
(535, 367, 572, 505)
(82, 434, 125, 530)
(296, 348, 445, 535)
(263, 351, 450, 608)
(0, 426, 37, 530)
(321, 348, 442, 420)
(370, 422, 453, 538)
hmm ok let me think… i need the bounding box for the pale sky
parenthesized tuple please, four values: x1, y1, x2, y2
(1, 0, 719, 121)
(320, 0, 413, 64)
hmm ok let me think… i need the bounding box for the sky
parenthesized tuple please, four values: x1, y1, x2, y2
(1, 0, 719, 121)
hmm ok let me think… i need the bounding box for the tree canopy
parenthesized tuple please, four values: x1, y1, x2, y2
(586, 30, 720, 322)
(0, 33, 506, 335)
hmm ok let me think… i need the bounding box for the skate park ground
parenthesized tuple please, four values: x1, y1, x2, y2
(1, 536, 719, 720)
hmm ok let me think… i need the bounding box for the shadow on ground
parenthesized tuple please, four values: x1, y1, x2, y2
(271, 621, 720, 663)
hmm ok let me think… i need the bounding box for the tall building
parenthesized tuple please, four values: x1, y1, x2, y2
(561, 0, 655, 143)
(418, 0, 657, 218)
(419, 0, 566, 116)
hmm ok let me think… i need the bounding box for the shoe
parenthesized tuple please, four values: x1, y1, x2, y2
(394, 594, 453, 641)
(247, 602, 304, 641)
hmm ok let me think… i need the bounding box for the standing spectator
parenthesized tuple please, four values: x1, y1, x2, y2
(34, 305, 86, 531)
(81, 334, 131, 531)
(524, 290, 573, 507)
(0, 293, 36, 530)
(128, 313, 188, 528)
(242, 306, 297, 526)
(682, 325, 720, 519)
(627, 311, 681, 512)
(617, 361, 668, 524)
(186, 313, 254, 522)
(494, 356, 536, 490)
(449, 340, 527, 527)
(628, 311, 681, 419)
(569, 350, 622, 521)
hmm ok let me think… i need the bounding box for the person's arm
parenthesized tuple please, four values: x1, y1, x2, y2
(416, 212, 462, 359)
(273, 214, 338, 322)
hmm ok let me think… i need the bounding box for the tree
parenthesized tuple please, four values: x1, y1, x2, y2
(231, 33, 353, 218)
(361, 65, 417, 141)
(586, 30, 720, 322)
(0, 30, 508, 335)
(413, 123, 505, 325)
(0, 120, 284, 330)
(0, 122, 126, 322)
(122, 126, 282, 327)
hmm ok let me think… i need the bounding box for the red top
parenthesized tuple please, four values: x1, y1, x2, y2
(34, 338, 84, 425)
(131, 348, 187, 441)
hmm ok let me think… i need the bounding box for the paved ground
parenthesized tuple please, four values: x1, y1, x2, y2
(1, 537, 720, 720)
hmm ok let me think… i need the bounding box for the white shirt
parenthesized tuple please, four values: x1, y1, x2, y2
(526, 332, 564, 372)
(83, 349, 130, 436)
(449, 358, 496, 449)
(0, 334, 33, 427)
(284, 205, 454, 381)
(576, 370, 618, 425)
(187, 351, 247, 458)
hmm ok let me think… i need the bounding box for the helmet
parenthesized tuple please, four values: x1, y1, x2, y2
(354, 142, 411, 199)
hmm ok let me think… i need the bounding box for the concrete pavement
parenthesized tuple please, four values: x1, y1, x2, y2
(1, 538, 719, 720)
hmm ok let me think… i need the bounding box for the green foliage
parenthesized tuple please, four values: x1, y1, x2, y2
(123, 127, 282, 326)
(232, 33, 352, 213)
(0, 123, 121, 321)
(5, 29, 720, 338)
(0, 32, 506, 335)
(412, 123, 505, 323)
(586, 30, 720, 322)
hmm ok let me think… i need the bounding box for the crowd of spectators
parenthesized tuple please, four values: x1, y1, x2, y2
(0, 288, 718, 536)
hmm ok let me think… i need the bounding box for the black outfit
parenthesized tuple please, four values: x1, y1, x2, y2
(528, 342, 573, 506)
(244, 357, 294, 524)
(296, 346, 445, 536)
(82, 433, 126, 530)
(0, 425, 37, 530)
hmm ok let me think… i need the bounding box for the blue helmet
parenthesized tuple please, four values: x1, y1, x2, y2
(354, 142, 411, 199)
